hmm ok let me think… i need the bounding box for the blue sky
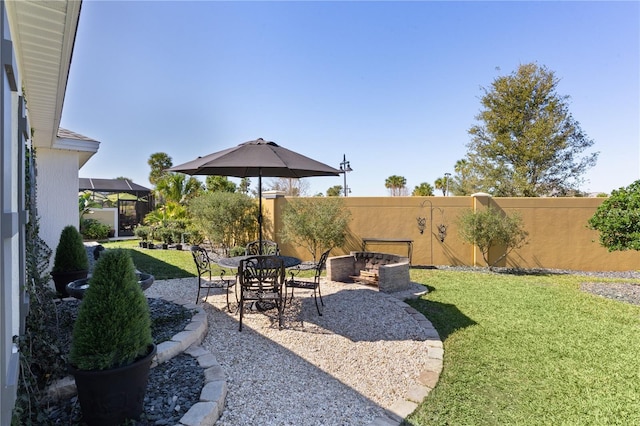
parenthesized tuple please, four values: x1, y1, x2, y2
(62, 1, 639, 196)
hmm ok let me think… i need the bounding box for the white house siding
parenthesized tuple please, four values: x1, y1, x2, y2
(36, 147, 81, 254)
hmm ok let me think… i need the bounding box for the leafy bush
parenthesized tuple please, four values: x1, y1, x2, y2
(188, 192, 258, 253)
(229, 246, 246, 256)
(70, 249, 152, 370)
(134, 225, 150, 241)
(456, 206, 528, 267)
(281, 197, 351, 261)
(588, 180, 640, 252)
(52, 225, 89, 273)
(80, 218, 110, 240)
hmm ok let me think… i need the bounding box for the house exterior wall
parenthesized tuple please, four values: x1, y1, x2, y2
(0, 4, 25, 421)
(36, 147, 80, 254)
(266, 195, 639, 272)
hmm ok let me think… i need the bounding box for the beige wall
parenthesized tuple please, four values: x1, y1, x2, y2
(264, 195, 639, 272)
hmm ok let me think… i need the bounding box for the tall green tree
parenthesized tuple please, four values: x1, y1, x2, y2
(466, 63, 598, 197)
(412, 182, 434, 196)
(205, 176, 237, 193)
(147, 152, 173, 186)
(434, 178, 447, 196)
(155, 172, 202, 204)
(451, 159, 481, 196)
(588, 180, 640, 252)
(281, 197, 351, 261)
(326, 185, 343, 197)
(385, 175, 407, 196)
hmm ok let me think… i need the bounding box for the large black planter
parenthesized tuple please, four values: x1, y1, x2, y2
(66, 272, 154, 300)
(51, 269, 88, 298)
(69, 343, 157, 426)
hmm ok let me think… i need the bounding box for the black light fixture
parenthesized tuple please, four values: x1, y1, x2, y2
(339, 154, 353, 196)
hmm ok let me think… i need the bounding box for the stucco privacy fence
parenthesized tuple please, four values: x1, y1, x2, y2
(261, 191, 639, 272)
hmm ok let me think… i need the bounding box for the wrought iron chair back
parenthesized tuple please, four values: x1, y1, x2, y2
(245, 239, 280, 256)
(286, 249, 331, 316)
(238, 255, 285, 331)
(190, 245, 235, 310)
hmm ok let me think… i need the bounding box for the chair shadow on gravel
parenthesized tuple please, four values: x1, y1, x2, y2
(278, 286, 476, 343)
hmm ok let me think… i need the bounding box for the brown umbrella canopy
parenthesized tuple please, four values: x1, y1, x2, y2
(168, 138, 340, 178)
(169, 138, 340, 252)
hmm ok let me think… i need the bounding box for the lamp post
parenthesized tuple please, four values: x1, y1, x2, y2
(444, 172, 451, 196)
(339, 154, 353, 196)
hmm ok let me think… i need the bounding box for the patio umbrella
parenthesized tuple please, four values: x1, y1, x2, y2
(169, 138, 340, 252)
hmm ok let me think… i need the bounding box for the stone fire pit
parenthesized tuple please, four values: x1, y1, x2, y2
(326, 251, 410, 293)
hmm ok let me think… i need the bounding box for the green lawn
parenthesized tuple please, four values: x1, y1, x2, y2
(405, 269, 640, 425)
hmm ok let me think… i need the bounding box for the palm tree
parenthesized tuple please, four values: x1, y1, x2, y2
(155, 172, 202, 205)
(434, 177, 447, 196)
(412, 183, 434, 196)
(385, 175, 407, 196)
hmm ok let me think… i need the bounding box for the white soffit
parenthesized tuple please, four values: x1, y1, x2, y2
(6, 0, 82, 149)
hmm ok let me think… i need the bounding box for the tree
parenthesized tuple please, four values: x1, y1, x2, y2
(451, 159, 482, 196)
(326, 185, 343, 197)
(588, 180, 640, 252)
(466, 63, 598, 197)
(412, 182, 434, 196)
(188, 192, 259, 255)
(281, 197, 351, 261)
(205, 176, 237, 193)
(155, 173, 202, 205)
(456, 206, 528, 268)
(239, 178, 251, 195)
(434, 177, 447, 196)
(147, 152, 173, 186)
(385, 175, 407, 196)
(267, 177, 310, 196)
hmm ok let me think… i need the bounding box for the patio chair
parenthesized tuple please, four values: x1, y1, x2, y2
(286, 249, 330, 316)
(245, 239, 280, 256)
(190, 245, 236, 310)
(238, 255, 285, 331)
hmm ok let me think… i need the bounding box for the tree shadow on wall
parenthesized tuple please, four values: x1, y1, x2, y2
(405, 286, 477, 341)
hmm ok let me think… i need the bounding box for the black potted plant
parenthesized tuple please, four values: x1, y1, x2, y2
(50, 225, 89, 298)
(68, 249, 156, 426)
(134, 225, 149, 248)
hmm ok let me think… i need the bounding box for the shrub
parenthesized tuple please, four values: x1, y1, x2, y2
(456, 206, 528, 268)
(80, 218, 110, 240)
(134, 225, 150, 241)
(281, 197, 351, 261)
(52, 225, 89, 273)
(588, 180, 640, 252)
(69, 249, 152, 370)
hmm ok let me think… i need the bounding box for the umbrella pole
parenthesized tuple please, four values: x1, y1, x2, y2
(258, 171, 263, 255)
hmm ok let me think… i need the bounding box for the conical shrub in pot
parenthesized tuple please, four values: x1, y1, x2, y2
(69, 249, 155, 426)
(51, 225, 89, 297)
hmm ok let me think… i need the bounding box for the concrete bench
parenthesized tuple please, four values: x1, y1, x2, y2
(326, 251, 410, 293)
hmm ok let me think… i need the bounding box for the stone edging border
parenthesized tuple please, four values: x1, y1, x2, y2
(366, 290, 444, 426)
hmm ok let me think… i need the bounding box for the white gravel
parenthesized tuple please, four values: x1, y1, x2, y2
(145, 277, 434, 426)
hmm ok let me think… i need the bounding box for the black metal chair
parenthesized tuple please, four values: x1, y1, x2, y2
(286, 249, 330, 316)
(238, 255, 285, 331)
(245, 239, 280, 256)
(190, 245, 236, 310)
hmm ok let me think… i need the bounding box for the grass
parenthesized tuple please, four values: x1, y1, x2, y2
(100, 240, 204, 280)
(96, 244, 640, 423)
(405, 269, 640, 425)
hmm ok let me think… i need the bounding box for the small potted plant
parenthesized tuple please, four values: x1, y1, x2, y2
(134, 225, 149, 248)
(50, 225, 89, 298)
(68, 249, 156, 425)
